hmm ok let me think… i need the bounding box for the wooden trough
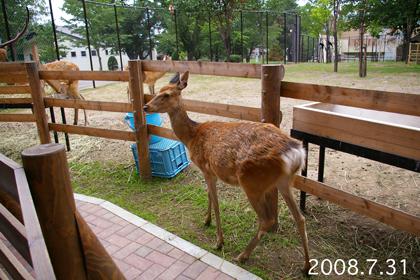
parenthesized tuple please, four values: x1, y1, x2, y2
(293, 102, 420, 160)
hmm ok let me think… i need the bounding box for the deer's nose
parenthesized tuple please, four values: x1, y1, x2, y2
(143, 105, 149, 112)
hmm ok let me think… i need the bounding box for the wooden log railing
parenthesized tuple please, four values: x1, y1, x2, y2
(0, 153, 55, 279)
(0, 60, 419, 240)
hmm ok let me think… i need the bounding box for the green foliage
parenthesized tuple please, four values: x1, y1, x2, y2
(107, 56, 118, 71)
(171, 50, 180, 60)
(268, 44, 283, 61)
(228, 54, 242, 62)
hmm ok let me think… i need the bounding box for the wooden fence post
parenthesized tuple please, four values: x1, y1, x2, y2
(25, 62, 51, 144)
(128, 60, 152, 181)
(21, 143, 125, 280)
(261, 64, 284, 231)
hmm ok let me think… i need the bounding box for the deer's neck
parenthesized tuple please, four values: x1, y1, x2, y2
(168, 103, 199, 148)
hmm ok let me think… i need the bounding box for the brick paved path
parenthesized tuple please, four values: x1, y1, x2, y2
(75, 194, 261, 280)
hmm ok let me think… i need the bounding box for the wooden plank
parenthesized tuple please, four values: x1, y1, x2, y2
(282, 81, 420, 117)
(0, 97, 32, 104)
(147, 125, 179, 141)
(39, 69, 128, 82)
(141, 60, 262, 79)
(294, 176, 420, 237)
(15, 168, 56, 279)
(0, 85, 31, 95)
(0, 203, 31, 266)
(48, 123, 135, 141)
(44, 97, 131, 113)
(0, 114, 36, 123)
(0, 154, 21, 207)
(0, 62, 26, 72)
(144, 94, 261, 122)
(293, 120, 419, 159)
(0, 240, 34, 280)
(0, 73, 28, 84)
(37, 63, 64, 93)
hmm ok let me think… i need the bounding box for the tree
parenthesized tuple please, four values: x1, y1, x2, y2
(62, 0, 118, 70)
(107, 55, 118, 70)
(31, 22, 68, 63)
(0, 0, 48, 61)
(341, 0, 377, 77)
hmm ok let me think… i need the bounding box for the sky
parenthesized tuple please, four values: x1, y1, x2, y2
(51, 0, 309, 26)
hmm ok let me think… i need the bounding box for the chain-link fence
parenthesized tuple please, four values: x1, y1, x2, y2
(1, 0, 318, 70)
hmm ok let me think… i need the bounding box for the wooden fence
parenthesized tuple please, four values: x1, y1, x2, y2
(0, 60, 419, 242)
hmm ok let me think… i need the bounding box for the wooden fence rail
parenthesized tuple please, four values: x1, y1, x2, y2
(0, 60, 419, 242)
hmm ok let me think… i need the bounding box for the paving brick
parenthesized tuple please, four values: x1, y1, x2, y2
(91, 226, 104, 235)
(136, 232, 155, 245)
(182, 261, 208, 279)
(135, 246, 154, 258)
(105, 234, 131, 248)
(114, 258, 132, 273)
(215, 273, 235, 280)
(102, 212, 116, 220)
(156, 242, 174, 254)
(118, 219, 131, 227)
(175, 274, 193, 280)
(84, 213, 98, 223)
(124, 253, 154, 271)
(105, 244, 121, 255)
(113, 242, 142, 260)
(82, 204, 102, 213)
(146, 251, 176, 268)
(116, 223, 138, 237)
(110, 215, 124, 224)
(89, 217, 114, 229)
(157, 260, 189, 280)
(124, 267, 142, 280)
(179, 253, 196, 265)
(126, 228, 147, 242)
(146, 237, 165, 249)
(97, 224, 124, 239)
(137, 263, 166, 280)
(167, 248, 185, 259)
(196, 266, 221, 280)
(78, 203, 97, 212)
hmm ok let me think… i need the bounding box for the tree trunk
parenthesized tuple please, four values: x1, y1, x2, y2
(326, 21, 330, 63)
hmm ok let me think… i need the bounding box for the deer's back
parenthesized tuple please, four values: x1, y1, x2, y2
(189, 122, 304, 187)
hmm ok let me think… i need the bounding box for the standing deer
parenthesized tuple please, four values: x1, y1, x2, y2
(143, 71, 311, 274)
(125, 55, 171, 100)
(43, 61, 88, 126)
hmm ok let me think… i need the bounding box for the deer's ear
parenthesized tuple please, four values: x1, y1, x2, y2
(169, 72, 180, 85)
(177, 71, 189, 90)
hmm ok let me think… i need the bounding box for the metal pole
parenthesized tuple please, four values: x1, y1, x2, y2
(174, 9, 179, 58)
(209, 14, 213, 61)
(81, 0, 95, 88)
(114, 5, 124, 71)
(48, 0, 60, 61)
(283, 13, 286, 64)
(241, 10, 243, 62)
(266, 11, 268, 64)
(146, 7, 153, 59)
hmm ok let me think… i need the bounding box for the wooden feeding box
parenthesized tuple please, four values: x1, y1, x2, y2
(293, 102, 420, 160)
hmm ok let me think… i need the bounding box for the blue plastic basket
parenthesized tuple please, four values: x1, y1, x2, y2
(125, 113, 164, 144)
(131, 138, 190, 178)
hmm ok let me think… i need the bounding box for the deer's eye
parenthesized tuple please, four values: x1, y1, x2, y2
(163, 93, 170, 98)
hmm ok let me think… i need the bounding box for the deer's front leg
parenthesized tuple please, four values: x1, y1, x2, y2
(203, 173, 224, 250)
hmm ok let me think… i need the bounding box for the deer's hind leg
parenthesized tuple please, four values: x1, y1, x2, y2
(277, 176, 311, 274)
(203, 172, 224, 249)
(235, 182, 278, 262)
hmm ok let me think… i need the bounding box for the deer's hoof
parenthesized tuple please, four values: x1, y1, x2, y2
(233, 254, 248, 263)
(212, 242, 223, 250)
(302, 262, 312, 275)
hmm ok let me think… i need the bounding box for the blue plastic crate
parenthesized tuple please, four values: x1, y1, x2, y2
(130, 138, 190, 178)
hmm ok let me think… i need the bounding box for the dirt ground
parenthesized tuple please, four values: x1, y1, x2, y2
(1, 62, 419, 279)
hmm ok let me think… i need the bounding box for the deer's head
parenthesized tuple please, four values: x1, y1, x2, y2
(143, 71, 189, 114)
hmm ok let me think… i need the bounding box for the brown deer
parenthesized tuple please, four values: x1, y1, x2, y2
(0, 7, 29, 62)
(125, 55, 171, 100)
(43, 61, 88, 126)
(143, 71, 311, 274)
